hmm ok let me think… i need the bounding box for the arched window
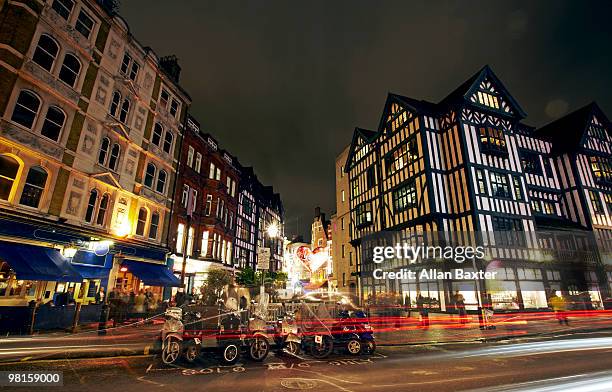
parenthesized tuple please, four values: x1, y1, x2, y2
(19, 166, 48, 208)
(0, 155, 21, 201)
(156, 170, 167, 193)
(163, 131, 173, 154)
(151, 123, 163, 146)
(135, 207, 147, 236)
(109, 91, 121, 117)
(149, 212, 160, 239)
(40, 106, 65, 142)
(119, 99, 130, 123)
(11, 90, 40, 129)
(98, 137, 110, 165)
(84, 189, 98, 223)
(144, 163, 156, 188)
(96, 193, 109, 225)
(58, 53, 81, 87)
(108, 143, 120, 171)
(32, 34, 59, 72)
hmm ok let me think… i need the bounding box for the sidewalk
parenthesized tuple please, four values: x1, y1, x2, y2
(374, 310, 612, 346)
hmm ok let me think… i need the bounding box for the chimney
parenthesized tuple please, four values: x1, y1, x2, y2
(314, 207, 321, 218)
(159, 55, 181, 83)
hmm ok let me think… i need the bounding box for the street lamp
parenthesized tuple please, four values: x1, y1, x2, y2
(267, 223, 279, 238)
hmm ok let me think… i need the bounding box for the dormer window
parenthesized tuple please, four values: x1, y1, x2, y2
(476, 91, 500, 109)
(478, 127, 508, 157)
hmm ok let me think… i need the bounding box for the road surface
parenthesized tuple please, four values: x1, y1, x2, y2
(1, 331, 612, 391)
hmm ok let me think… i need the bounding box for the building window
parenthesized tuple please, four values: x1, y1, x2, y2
(205, 195, 212, 216)
(531, 199, 542, 214)
(512, 176, 523, 201)
(341, 244, 345, 258)
(181, 185, 189, 208)
(209, 163, 216, 179)
(226, 177, 231, 194)
(478, 127, 508, 156)
(475, 169, 487, 194)
(186, 227, 194, 256)
(543, 158, 554, 178)
(392, 181, 417, 212)
(156, 170, 167, 193)
(341, 217, 344, 230)
(120, 52, 139, 81)
(98, 137, 110, 165)
(11, 90, 40, 129)
(476, 91, 500, 109)
(340, 165, 344, 178)
(201, 230, 209, 257)
(491, 216, 524, 246)
(366, 166, 376, 188)
(0, 156, 20, 201)
(590, 156, 612, 185)
(519, 149, 542, 175)
(136, 207, 147, 236)
(33, 34, 59, 72)
(195, 153, 202, 172)
(19, 166, 48, 208)
(542, 201, 555, 215)
(108, 143, 120, 171)
(170, 99, 179, 118)
(215, 168, 221, 181)
(84, 189, 97, 223)
(341, 190, 345, 202)
(41, 106, 65, 142)
(191, 189, 198, 211)
(159, 89, 169, 110)
(151, 123, 163, 146)
(386, 138, 418, 176)
(187, 146, 194, 167)
(351, 178, 360, 198)
(75, 9, 94, 39)
(355, 203, 372, 227)
(604, 193, 612, 214)
(149, 212, 160, 239)
(163, 132, 173, 154)
(119, 99, 130, 123)
(176, 223, 185, 253)
(96, 194, 109, 225)
(589, 190, 604, 214)
(490, 171, 511, 198)
(109, 91, 121, 117)
(58, 54, 81, 87)
(349, 252, 353, 266)
(144, 163, 156, 188)
(51, 0, 74, 19)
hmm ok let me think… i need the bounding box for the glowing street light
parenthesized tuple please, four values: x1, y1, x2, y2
(267, 223, 279, 238)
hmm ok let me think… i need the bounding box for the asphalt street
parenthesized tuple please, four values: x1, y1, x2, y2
(1, 331, 612, 392)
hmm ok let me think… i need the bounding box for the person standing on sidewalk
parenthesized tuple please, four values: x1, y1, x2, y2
(454, 290, 467, 325)
(416, 294, 429, 328)
(550, 293, 569, 325)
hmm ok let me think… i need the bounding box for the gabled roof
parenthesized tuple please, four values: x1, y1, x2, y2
(535, 102, 611, 155)
(439, 65, 527, 119)
(344, 127, 377, 173)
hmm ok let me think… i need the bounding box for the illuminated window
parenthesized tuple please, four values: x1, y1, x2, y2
(355, 203, 372, 227)
(186, 227, 194, 256)
(604, 193, 612, 214)
(476, 91, 500, 109)
(181, 184, 189, 208)
(33, 34, 59, 72)
(490, 171, 511, 198)
(11, 90, 40, 129)
(392, 181, 417, 212)
(350, 179, 360, 198)
(341, 190, 345, 202)
(475, 169, 487, 194)
(0, 156, 21, 201)
(531, 199, 541, 214)
(195, 153, 202, 172)
(59, 54, 81, 87)
(590, 156, 612, 184)
(176, 223, 185, 253)
(187, 146, 194, 167)
(542, 201, 555, 215)
(512, 176, 523, 201)
(386, 138, 418, 176)
(519, 149, 542, 175)
(205, 195, 212, 216)
(478, 127, 507, 156)
(589, 190, 604, 214)
(19, 166, 47, 208)
(201, 230, 209, 257)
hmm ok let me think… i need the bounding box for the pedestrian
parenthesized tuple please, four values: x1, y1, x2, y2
(454, 290, 467, 325)
(416, 294, 429, 328)
(175, 288, 186, 307)
(134, 290, 146, 314)
(550, 293, 569, 325)
(95, 286, 105, 304)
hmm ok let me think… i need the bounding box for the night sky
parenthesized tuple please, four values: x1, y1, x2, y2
(120, 1, 612, 240)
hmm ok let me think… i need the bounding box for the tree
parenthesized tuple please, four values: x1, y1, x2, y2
(199, 268, 232, 305)
(235, 266, 256, 286)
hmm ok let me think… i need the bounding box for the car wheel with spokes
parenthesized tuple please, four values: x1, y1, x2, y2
(249, 336, 269, 361)
(222, 343, 239, 364)
(309, 336, 333, 359)
(183, 341, 200, 363)
(161, 336, 181, 365)
(286, 341, 300, 355)
(346, 338, 362, 355)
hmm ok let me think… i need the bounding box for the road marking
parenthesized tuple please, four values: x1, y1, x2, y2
(136, 376, 165, 387)
(281, 377, 355, 392)
(20, 356, 31, 362)
(0, 354, 153, 366)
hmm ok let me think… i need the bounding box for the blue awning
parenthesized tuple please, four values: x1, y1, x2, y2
(0, 241, 83, 282)
(122, 259, 181, 287)
(72, 264, 110, 279)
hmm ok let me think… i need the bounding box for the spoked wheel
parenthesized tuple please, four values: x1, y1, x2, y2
(362, 340, 376, 355)
(249, 336, 269, 361)
(183, 341, 200, 363)
(346, 338, 362, 355)
(309, 336, 333, 359)
(285, 341, 300, 355)
(161, 336, 182, 365)
(222, 343, 239, 364)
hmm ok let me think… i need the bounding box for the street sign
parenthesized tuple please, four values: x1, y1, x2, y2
(257, 247, 271, 270)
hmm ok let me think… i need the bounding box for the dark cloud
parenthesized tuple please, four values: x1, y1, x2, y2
(120, 0, 612, 239)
